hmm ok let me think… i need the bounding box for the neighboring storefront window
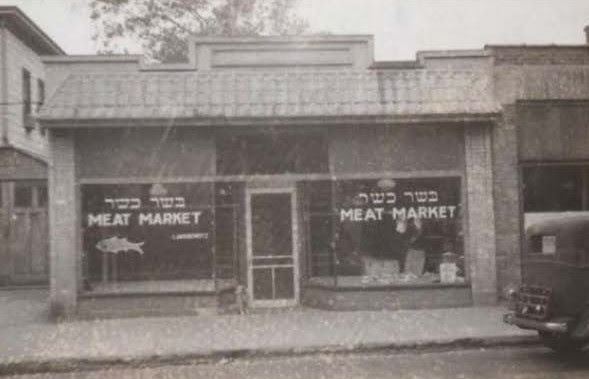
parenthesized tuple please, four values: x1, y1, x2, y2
(82, 183, 214, 283)
(13, 181, 47, 208)
(307, 177, 464, 286)
(523, 164, 589, 235)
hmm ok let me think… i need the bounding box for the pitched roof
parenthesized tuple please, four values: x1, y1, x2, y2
(0, 6, 64, 55)
(39, 69, 498, 124)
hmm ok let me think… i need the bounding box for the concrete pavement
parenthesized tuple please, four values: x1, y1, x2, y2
(0, 289, 537, 375)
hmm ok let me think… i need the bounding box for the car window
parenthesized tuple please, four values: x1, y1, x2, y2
(529, 234, 556, 255)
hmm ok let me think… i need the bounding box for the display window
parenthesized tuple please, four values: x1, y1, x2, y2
(82, 183, 214, 283)
(306, 177, 464, 286)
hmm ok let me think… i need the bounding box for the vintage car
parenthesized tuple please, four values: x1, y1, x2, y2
(504, 215, 589, 352)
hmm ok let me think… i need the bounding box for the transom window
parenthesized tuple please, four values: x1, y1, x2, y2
(216, 133, 328, 175)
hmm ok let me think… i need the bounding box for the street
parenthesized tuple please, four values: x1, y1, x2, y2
(5, 346, 589, 379)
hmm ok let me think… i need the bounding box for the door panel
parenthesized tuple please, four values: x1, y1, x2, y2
(247, 189, 298, 307)
(252, 267, 274, 300)
(1, 181, 49, 285)
(29, 210, 48, 275)
(11, 210, 31, 275)
(274, 267, 295, 299)
(0, 210, 9, 281)
(251, 194, 292, 256)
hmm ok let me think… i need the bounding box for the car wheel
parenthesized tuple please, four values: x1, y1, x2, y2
(538, 331, 585, 354)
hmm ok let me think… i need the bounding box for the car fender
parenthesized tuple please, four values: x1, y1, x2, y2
(571, 307, 589, 339)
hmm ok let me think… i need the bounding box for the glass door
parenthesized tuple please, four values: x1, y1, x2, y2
(246, 188, 299, 307)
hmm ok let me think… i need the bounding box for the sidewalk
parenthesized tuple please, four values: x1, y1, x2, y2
(0, 289, 537, 374)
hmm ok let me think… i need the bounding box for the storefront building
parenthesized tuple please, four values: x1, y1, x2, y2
(487, 37, 589, 291)
(39, 35, 501, 318)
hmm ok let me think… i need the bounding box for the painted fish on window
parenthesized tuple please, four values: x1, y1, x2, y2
(96, 236, 145, 255)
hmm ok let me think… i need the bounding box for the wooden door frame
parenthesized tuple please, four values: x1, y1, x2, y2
(245, 186, 300, 308)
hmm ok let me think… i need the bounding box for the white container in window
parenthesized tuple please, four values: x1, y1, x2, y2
(439, 262, 457, 283)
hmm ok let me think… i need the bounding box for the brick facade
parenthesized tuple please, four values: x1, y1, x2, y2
(491, 105, 521, 296)
(464, 124, 497, 305)
(489, 47, 589, 298)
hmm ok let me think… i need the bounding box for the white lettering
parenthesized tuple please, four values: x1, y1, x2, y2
(448, 206, 457, 218)
(191, 212, 202, 224)
(88, 213, 103, 227)
(172, 233, 209, 240)
(364, 208, 378, 221)
(87, 213, 131, 227)
(407, 207, 418, 219)
(340, 209, 354, 222)
(138, 212, 202, 226)
(439, 206, 447, 219)
(374, 207, 385, 221)
(392, 208, 406, 220)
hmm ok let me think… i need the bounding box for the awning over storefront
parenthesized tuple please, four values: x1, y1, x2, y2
(39, 69, 499, 126)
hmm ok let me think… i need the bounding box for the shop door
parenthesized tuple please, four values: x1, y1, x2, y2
(246, 188, 299, 307)
(0, 181, 48, 285)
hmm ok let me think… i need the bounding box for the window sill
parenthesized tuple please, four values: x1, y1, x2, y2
(81, 279, 237, 298)
(306, 276, 469, 291)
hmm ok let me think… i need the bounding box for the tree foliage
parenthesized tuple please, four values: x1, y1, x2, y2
(90, 0, 308, 62)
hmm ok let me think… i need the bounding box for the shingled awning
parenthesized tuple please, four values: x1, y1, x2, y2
(39, 69, 499, 125)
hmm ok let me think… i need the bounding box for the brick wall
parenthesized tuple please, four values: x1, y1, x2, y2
(517, 101, 589, 161)
(48, 129, 78, 318)
(491, 105, 521, 296)
(465, 123, 497, 305)
(491, 47, 589, 66)
(491, 46, 589, 298)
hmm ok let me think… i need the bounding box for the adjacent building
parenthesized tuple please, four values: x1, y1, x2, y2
(0, 7, 63, 285)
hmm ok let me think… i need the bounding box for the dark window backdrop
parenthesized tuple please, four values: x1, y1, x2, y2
(22, 68, 31, 127)
(523, 165, 589, 212)
(216, 133, 329, 175)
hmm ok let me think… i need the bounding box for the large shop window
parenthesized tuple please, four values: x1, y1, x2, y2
(306, 177, 464, 287)
(523, 165, 589, 254)
(82, 183, 215, 283)
(217, 133, 329, 175)
(523, 165, 588, 213)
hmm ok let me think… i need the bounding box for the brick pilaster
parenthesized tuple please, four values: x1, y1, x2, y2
(465, 124, 498, 305)
(48, 129, 78, 318)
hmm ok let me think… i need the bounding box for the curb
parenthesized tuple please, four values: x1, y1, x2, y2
(0, 335, 539, 376)
(0, 285, 48, 291)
